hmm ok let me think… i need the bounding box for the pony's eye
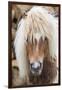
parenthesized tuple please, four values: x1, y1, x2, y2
(26, 35, 30, 43)
(45, 37, 48, 41)
(45, 37, 48, 43)
(26, 38, 28, 42)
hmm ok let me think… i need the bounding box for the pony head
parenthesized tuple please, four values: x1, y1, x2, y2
(26, 34, 50, 75)
(14, 6, 58, 80)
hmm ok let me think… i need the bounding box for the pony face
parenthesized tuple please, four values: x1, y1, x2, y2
(26, 35, 49, 76)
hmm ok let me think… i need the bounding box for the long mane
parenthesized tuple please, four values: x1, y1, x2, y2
(14, 6, 58, 82)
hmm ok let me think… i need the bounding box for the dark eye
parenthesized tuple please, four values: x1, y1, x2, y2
(44, 37, 48, 44)
(26, 37, 28, 43)
(26, 35, 30, 44)
(45, 37, 48, 41)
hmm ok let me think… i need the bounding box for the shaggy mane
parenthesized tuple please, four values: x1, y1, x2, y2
(17, 6, 58, 59)
(14, 6, 58, 85)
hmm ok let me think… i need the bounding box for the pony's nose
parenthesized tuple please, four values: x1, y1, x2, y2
(31, 62, 41, 71)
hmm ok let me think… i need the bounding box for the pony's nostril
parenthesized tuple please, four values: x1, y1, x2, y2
(31, 62, 41, 71)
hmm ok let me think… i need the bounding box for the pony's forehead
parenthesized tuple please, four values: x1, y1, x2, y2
(33, 33, 45, 42)
(26, 32, 45, 43)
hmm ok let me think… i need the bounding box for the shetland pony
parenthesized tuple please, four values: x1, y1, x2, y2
(14, 6, 58, 85)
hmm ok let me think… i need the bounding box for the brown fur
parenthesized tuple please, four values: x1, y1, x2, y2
(26, 36, 50, 63)
(12, 58, 57, 87)
(26, 36, 57, 85)
(29, 58, 57, 85)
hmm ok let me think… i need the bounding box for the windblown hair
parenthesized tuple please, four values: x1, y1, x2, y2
(14, 6, 58, 85)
